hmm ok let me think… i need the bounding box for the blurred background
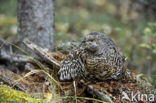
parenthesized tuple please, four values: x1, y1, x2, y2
(0, 0, 156, 86)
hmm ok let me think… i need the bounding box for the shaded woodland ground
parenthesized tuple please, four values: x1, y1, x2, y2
(0, 0, 156, 103)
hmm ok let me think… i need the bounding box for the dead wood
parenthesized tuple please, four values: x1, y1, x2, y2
(0, 66, 26, 91)
(87, 85, 114, 103)
(23, 39, 60, 67)
(0, 38, 60, 68)
(0, 38, 31, 63)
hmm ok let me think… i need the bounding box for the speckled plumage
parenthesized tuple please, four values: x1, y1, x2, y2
(58, 32, 126, 81)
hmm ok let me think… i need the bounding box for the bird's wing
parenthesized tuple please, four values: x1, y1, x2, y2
(58, 49, 86, 81)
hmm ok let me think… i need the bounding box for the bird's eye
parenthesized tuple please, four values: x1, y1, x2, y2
(89, 39, 94, 42)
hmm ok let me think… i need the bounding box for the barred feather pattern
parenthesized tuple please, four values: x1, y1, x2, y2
(58, 32, 126, 81)
(58, 46, 86, 81)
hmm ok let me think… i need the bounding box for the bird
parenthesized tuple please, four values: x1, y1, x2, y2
(58, 31, 126, 81)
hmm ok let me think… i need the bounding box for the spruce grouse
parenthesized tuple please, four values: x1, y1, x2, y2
(58, 32, 126, 81)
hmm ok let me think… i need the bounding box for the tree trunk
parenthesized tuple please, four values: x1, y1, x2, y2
(17, 0, 55, 51)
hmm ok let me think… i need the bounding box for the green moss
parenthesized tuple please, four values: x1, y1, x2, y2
(0, 85, 48, 103)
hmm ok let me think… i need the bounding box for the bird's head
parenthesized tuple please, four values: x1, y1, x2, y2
(82, 32, 106, 52)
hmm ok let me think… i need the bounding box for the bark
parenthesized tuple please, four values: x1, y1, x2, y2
(23, 39, 60, 67)
(17, 0, 55, 51)
(0, 38, 60, 67)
